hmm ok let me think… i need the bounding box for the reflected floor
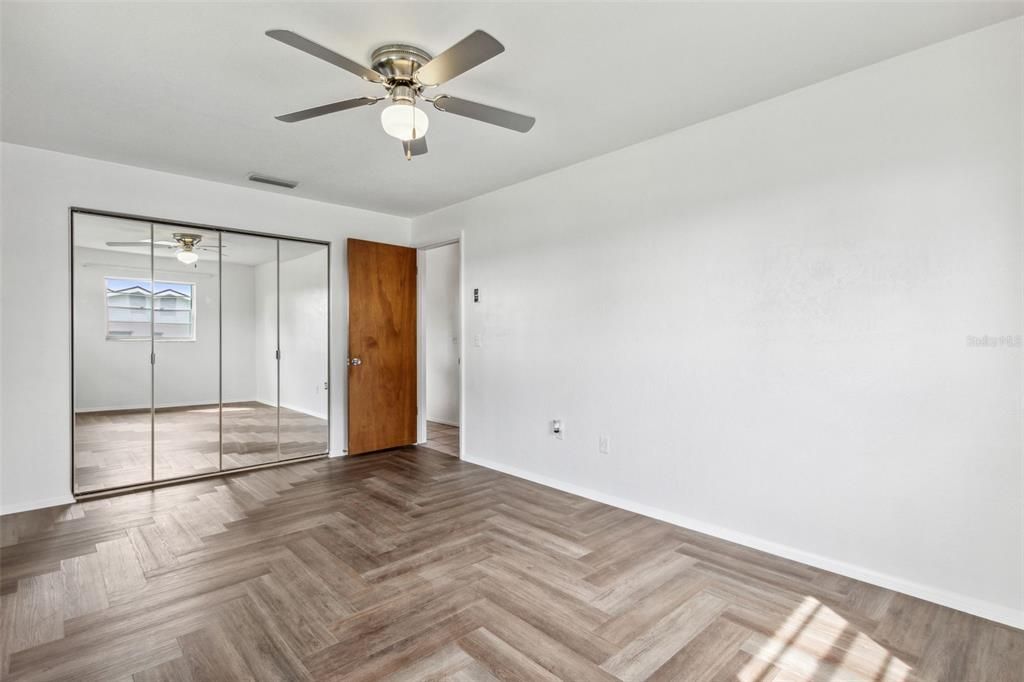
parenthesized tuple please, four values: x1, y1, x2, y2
(425, 421, 459, 457)
(74, 401, 328, 492)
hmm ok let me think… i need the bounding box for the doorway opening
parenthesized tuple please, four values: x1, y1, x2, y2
(418, 240, 461, 457)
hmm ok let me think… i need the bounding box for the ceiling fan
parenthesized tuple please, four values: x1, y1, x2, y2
(266, 29, 535, 159)
(106, 233, 225, 265)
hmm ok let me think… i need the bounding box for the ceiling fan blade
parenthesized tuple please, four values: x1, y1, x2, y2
(402, 137, 428, 160)
(276, 97, 380, 123)
(414, 30, 504, 86)
(266, 29, 383, 83)
(432, 95, 535, 133)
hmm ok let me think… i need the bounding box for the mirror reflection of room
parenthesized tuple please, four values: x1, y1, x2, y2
(72, 212, 329, 493)
(73, 214, 157, 491)
(152, 223, 220, 482)
(220, 232, 281, 470)
(278, 240, 330, 460)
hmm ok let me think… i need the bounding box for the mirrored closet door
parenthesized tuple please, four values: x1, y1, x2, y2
(152, 224, 220, 482)
(221, 233, 279, 470)
(72, 210, 330, 495)
(279, 240, 330, 459)
(73, 215, 156, 492)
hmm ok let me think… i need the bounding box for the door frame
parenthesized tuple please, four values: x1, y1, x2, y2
(415, 236, 464, 459)
(68, 206, 332, 498)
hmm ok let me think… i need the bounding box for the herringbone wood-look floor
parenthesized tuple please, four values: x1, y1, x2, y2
(1, 449, 1020, 681)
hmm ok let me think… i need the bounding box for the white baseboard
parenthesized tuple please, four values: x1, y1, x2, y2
(78, 398, 260, 413)
(76, 399, 327, 421)
(76, 400, 216, 413)
(279, 401, 328, 421)
(463, 454, 1024, 631)
(1, 494, 77, 516)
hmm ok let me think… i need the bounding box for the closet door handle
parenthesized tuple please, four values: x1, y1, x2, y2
(349, 357, 362, 367)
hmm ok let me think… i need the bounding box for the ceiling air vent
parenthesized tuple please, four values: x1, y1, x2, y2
(248, 173, 298, 189)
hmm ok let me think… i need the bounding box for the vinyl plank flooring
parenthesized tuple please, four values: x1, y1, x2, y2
(458, 626, 562, 681)
(176, 623, 255, 681)
(215, 597, 312, 681)
(95, 536, 147, 598)
(60, 554, 109, 619)
(9, 571, 63, 655)
(601, 591, 728, 681)
(1, 447, 1019, 680)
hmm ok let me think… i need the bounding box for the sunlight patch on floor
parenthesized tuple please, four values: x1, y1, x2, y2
(739, 596, 913, 681)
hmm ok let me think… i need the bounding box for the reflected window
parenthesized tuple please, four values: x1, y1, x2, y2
(105, 277, 196, 341)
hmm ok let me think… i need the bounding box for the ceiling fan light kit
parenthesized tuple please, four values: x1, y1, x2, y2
(379, 83, 429, 140)
(106, 232, 223, 266)
(266, 29, 535, 160)
(380, 103, 429, 141)
(173, 233, 202, 265)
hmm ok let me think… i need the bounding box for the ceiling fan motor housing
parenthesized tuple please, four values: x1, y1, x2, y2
(371, 44, 433, 88)
(173, 232, 202, 250)
(389, 84, 416, 105)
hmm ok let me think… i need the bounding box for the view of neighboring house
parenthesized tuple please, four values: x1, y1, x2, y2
(105, 278, 194, 340)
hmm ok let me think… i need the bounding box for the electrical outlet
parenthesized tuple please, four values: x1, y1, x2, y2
(598, 435, 610, 454)
(473, 334, 482, 348)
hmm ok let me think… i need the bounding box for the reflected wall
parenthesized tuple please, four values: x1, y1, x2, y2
(280, 241, 330, 458)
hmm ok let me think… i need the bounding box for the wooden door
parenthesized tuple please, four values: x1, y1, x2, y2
(347, 239, 417, 454)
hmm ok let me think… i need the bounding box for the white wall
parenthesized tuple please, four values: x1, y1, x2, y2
(414, 19, 1024, 626)
(73, 245, 258, 410)
(0, 142, 410, 513)
(424, 243, 461, 425)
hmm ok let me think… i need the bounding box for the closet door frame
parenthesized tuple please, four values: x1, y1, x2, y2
(69, 207, 331, 498)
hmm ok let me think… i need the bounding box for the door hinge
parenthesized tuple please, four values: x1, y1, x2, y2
(150, 352, 156, 365)
(275, 349, 280, 360)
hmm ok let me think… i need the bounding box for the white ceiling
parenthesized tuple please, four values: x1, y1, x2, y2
(3, 2, 1022, 217)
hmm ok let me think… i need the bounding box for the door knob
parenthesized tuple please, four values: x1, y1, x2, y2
(349, 357, 362, 366)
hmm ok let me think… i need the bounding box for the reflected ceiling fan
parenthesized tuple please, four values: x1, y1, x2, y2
(266, 29, 535, 159)
(106, 233, 225, 265)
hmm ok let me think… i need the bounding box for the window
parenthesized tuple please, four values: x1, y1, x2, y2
(105, 277, 195, 341)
